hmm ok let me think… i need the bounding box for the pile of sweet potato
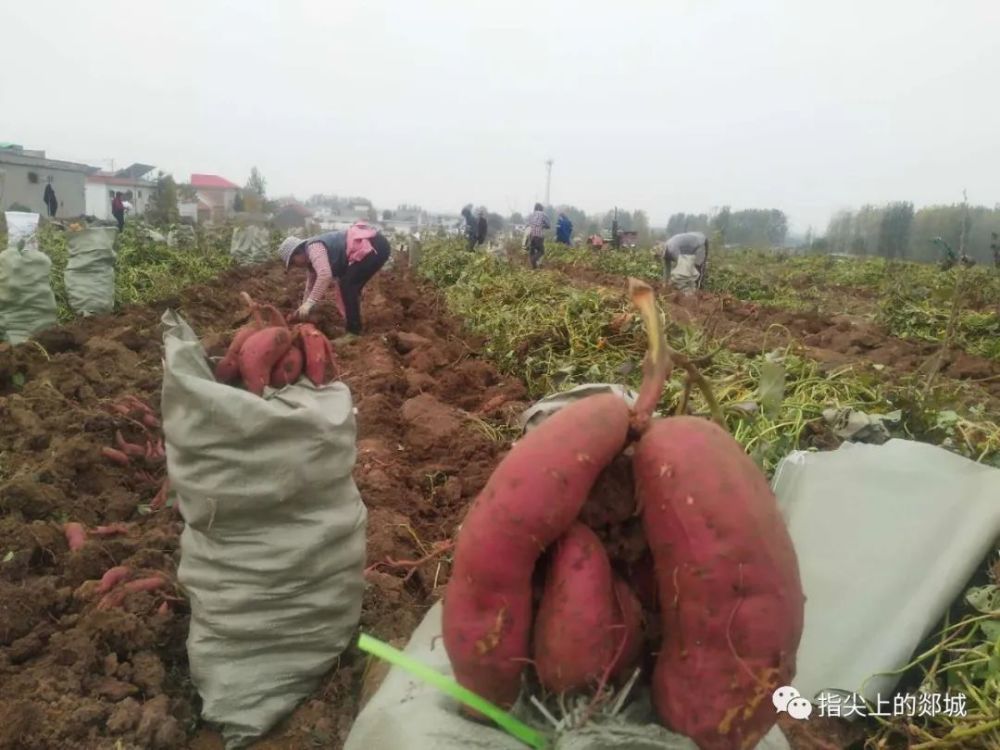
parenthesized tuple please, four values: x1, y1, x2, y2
(442, 280, 805, 750)
(213, 292, 339, 395)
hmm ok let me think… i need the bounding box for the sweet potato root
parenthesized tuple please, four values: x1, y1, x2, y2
(442, 392, 631, 709)
(299, 323, 339, 385)
(91, 523, 131, 538)
(610, 577, 644, 680)
(64, 522, 87, 551)
(634, 416, 804, 750)
(214, 324, 260, 383)
(269, 344, 304, 388)
(238, 326, 293, 396)
(533, 522, 618, 694)
(115, 430, 146, 458)
(101, 447, 130, 466)
(97, 566, 133, 594)
(150, 478, 170, 511)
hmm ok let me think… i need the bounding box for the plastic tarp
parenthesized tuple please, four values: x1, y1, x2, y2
(0, 212, 57, 344)
(229, 225, 272, 265)
(161, 310, 367, 748)
(66, 226, 117, 315)
(771, 439, 1000, 704)
(519, 383, 639, 433)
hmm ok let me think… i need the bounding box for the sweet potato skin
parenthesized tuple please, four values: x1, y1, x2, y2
(634, 416, 804, 750)
(610, 577, 644, 681)
(238, 327, 293, 396)
(269, 345, 304, 388)
(299, 324, 338, 385)
(443, 393, 631, 708)
(533, 522, 618, 693)
(214, 324, 259, 383)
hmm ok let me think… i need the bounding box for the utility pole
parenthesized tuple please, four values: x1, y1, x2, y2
(544, 159, 553, 207)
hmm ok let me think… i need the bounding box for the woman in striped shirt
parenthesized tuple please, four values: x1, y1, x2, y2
(278, 222, 392, 338)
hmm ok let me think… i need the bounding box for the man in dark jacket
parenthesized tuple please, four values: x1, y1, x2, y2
(43, 182, 58, 217)
(461, 205, 477, 250)
(476, 208, 488, 247)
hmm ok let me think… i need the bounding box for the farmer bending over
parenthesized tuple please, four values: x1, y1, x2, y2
(663, 231, 709, 293)
(279, 222, 391, 340)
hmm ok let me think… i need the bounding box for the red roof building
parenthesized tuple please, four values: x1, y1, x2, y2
(190, 173, 240, 190)
(190, 173, 239, 221)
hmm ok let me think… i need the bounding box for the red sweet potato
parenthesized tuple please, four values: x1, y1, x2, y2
(269, 344, 304, 388)
(97, 566, 132, 594)
(634, 416, 804, 750)
(214, 324, 260, 383)
(442, 392, 631, 709)
(610, 577, 644, 681)
(533, 522, 618, 694)
(238, 326, 293, 396)
(92, 523, 131, 537)
(299, 324, 338, 385)
(101, 447, 130, 466)
(64, 522, 87, 551)
(150, 478, 170, 511)
(115, 430, 146, 458)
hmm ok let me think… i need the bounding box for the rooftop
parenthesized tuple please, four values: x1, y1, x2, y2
(191, 173, 239, 190)
(87, 171, 156, 187)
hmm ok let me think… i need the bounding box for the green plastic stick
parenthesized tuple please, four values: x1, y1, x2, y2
(357, 633, 548, 749)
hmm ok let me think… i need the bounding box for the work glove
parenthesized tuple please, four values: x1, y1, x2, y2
(291, 302, 314, 322)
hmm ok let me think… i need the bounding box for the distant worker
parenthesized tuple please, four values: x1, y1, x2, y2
(991, 232, 1000, 268)
(932, 236, 974, 270)
(43, 181, 58, 217)
(526, 202, 550, 268)
(476, 208, 488, 247)
(111, 192, 126, 231)
(279, 221, 392, 340)
(460, 205, 477, 250)
(556, 212, 573, 245)
(663, 231, 709, 293)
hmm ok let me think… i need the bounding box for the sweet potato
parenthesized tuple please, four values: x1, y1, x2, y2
(92, 523, 131, 537)
(214, 324, 260, 383)
(150, 478, 170, 511)
(634, 416, 804, 750)
(610, 577, 644, 680)
(101, 447, 130, 466)
(299, 324, 338, 385)
(115, 430, 146, 458)
(533, 522, 618, 694)
(238, 326, 293, 396)
(442, 392, 631, 709)
(64, 522, 87, 551)
(97, 566, 132, 594)
(269, 344, 304, 388)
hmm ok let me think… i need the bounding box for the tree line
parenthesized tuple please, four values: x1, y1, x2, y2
(819, 202, 1000, 264)
(665, 207, 789, 247)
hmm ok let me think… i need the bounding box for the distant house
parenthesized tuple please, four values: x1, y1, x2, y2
(190, 173, 240, 222)
(0, 143, 94, 217)
(273, 203, 313, 232)
(85, 163, 156, 220)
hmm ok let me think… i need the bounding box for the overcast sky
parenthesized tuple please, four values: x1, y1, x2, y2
(2, 1, 997, 231)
